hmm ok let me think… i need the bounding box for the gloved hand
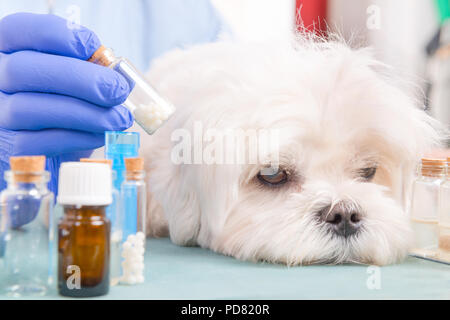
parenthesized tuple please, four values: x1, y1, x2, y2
(0, 13, 133, 193)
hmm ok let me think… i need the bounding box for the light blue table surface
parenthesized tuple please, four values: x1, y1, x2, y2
(1, 237, 449, 300)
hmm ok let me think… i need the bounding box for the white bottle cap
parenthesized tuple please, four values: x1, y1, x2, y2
(57, 162, 112, 206)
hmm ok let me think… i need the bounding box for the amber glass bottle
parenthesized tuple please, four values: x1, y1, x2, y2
(80, 158, 122, 286)
(57, 162, 112, 297)
(58, 206, 110, 297)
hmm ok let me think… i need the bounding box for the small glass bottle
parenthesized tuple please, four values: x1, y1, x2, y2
(0, 191, 7, 260)
(89, 46, 176, 135)
(438, 157, 450, 258)
(410, 158, 446, 258)
(0, 201, 6, 260)
(121, 158, 147, 242)
(57, 162, 112, 297)
(80, 158, 122, 286)
(0, 156, 54, 297)
(105, 131, 140, 192)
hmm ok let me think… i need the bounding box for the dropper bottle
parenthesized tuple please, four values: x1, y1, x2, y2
(88, 46, 175, 135)
(80, 158, 122, 286)
(57, 162, 112, 297)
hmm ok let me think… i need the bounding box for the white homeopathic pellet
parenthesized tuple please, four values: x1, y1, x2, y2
(134, 102, 174, 134)
(120, 232, 146, 285)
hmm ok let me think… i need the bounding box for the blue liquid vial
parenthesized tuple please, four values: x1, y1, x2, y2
(121, 158, 146, 243)
(105, 131, 140, 192)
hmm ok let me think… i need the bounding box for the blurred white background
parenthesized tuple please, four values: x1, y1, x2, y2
(212, 0, 439, 82)
(212, 0, 449, 133)
(328, 0, 439, 86)
(212, 0, 296, 41)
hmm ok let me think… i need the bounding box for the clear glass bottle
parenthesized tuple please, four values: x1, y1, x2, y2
(80, 158, 122, 286)
(57, 162, 112, 297)
(0, 156, 54, 297)
(89, 46, 176, 135)
(438, 157, 450, 258)
(410, 158, 446, 258)
(0, 195, 7, 260)
(121, 158, 147, 243)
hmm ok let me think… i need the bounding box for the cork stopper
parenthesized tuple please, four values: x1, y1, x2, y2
(87, 45, 115, 67)
(10, 156, 46, 182)
(124, 158, 144, 181)
(436, 44, 450, 59)
(439, 235, 450, 251)
(125, 158, 144, 172)
(80, 158, 112, 167)
(447, 157, 450, 179)
(421, 158, 446, 177)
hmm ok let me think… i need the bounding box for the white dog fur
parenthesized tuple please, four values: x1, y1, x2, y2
(134, 34, 442, 266)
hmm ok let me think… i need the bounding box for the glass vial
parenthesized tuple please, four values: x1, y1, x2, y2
(410, 158, 446, 258)
(105, 131, 140, 192)
(57, 162, 112, 297)
(0, 188, 7, 260)
(80, 158, 122, 286)
(121, 158, 147, 242)
(89, 46, 176, 135)
(438, 157, 450, 257)
(0, 156, 54, 297)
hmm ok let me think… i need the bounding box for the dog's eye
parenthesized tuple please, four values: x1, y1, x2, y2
(257, 169, 288, 186)
(359, 167, 377, 181)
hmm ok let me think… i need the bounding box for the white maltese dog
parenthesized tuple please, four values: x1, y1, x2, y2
(136, 34, 442, 266)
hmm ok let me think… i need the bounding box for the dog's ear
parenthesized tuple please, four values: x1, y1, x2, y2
(151, 155, 240, 246)
(195, 164, 241, 244)
(345, 45, 448, 208)
(170, 163, 241, 246)
(328, 44, 446, 166)
(155, 163, 203, 246)
(366, 78, 446, 209)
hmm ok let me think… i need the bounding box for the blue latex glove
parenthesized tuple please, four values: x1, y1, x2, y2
(0, 13, 134, 193)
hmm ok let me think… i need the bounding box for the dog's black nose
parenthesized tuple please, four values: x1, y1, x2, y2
(320, 204, 362, 237)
